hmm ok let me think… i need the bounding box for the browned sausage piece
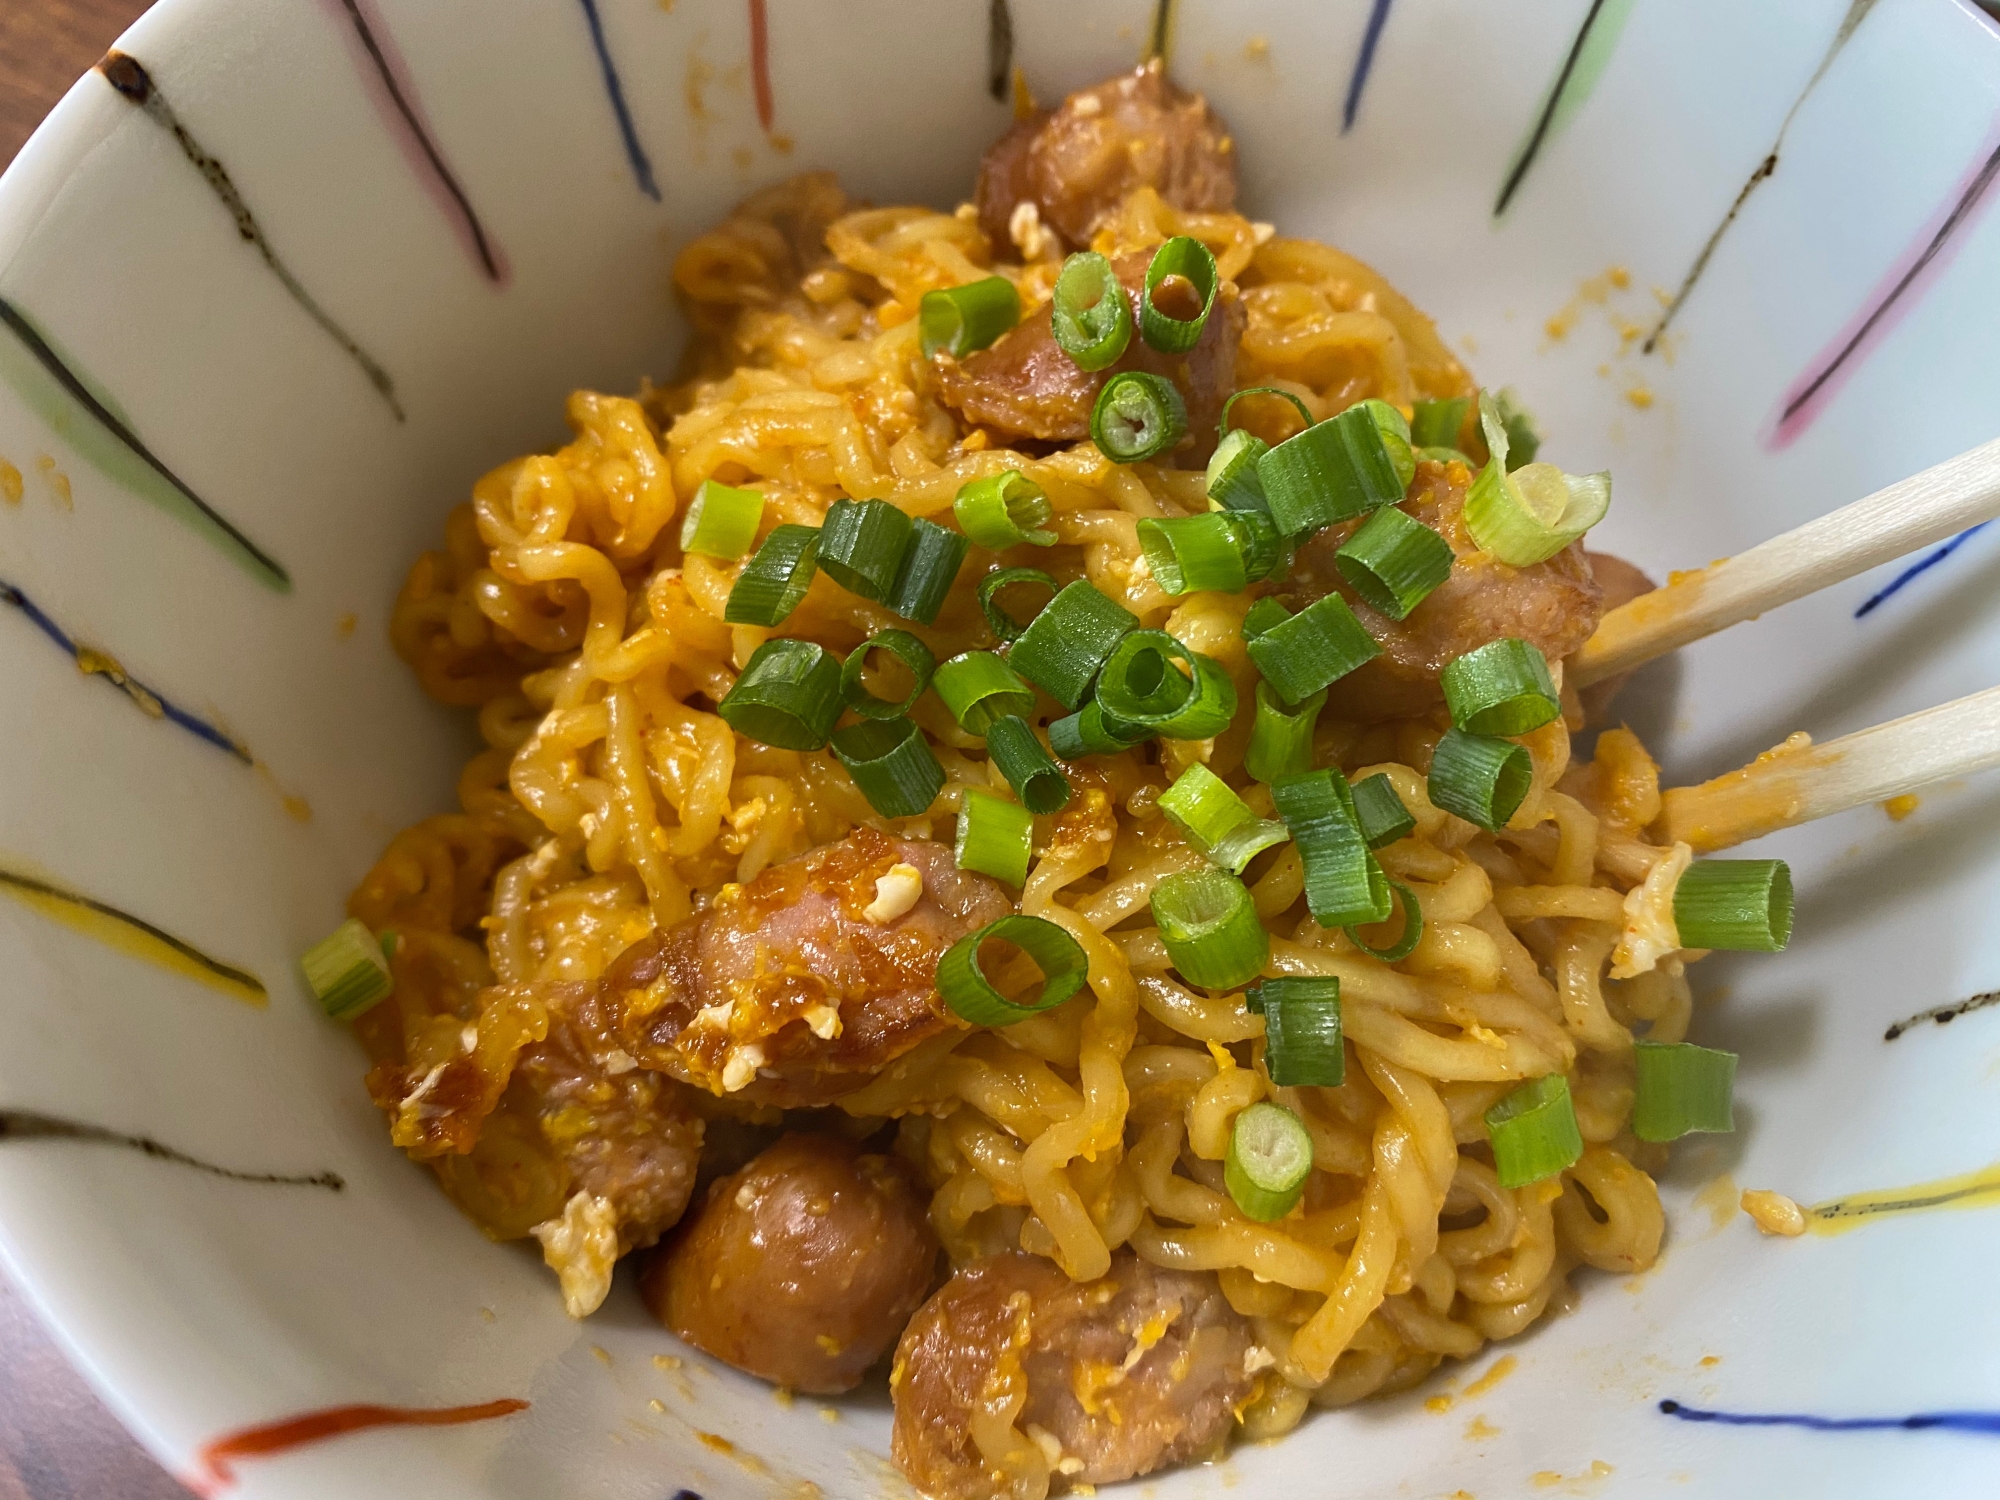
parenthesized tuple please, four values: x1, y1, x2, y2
(1286, 458, 1605, 721)
(934, 251, 1244, 460)
(602, 828, 1012, 1107)
(643, 1134, 938, 1394)
(892, 1252, 1257, 1499)
(975, 61, 1238, 249)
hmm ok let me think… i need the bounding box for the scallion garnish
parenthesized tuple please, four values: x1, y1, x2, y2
(1484, 1074, 1583, 1188)
(816, 498, 913, 603)
(679, 479, 765, 560)
(1427, 727, 1533, 832)
(301, 917, 393, 1022)
(840, 629, 936, 720)
(1243, 593, 1381, 706)
(1271, 769, 1392, 929)
(1463, 390, 1610, 565)
(1244, 681, 1324, 784)
(1257, 403, 1404, 539)
(1048, 700, 1152, 760)
(1409, 395, 1469, 451)
(1225, 1102, 1314, 1221)
(1050, 251, 1134, 371)
(1095, 630, 1237, 740)
(1351, 773, 1415, 849)
(936, 913, 1090, 1026)
(985, 715, 1072, 814)
(1351, 398, 1416, 491)
(1244, 974, 1340, 1016)
(1138, 510, 1285, 596)
(1139, 236, 1219, 353)
(1495, 387, 1541, 468)
(1440, 638, 1561, 737)
(1333, 506, 1454, 620)
(1633, 1040, 1738, 1142)
(1091, 371, 1187, 464)
(1674, 860, 1794, 952)
(956, 787, 1034, 887)
(723, 523, 820, 626)
(1240, 597, 1292, 642)
(1346, 879, 1423, 963)
(1206, 428, 1270, 513)
(886, 518, 971, 626)
(1150, 867, 1270, 990)
(920, 276, 1021, 359)
(1157, 763, 1290, 876)
(1219, 387, 1316, 439)
(830, 716, 946, 819)
(1006, 579, 1137, 710)
(977, 567, 1056, 643)
(932, 651, 1037, 736)
(953, 470, 1056, 550)
(1261, 979, 1344, 1088)
(717, 638, 844, 750)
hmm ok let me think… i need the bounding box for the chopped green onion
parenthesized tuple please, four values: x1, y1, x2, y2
(1139, 236, 1219, 353)
(954, 470, 1056, 549)
(1416, 446, 1473, 466)
(1206, 427, 1270, 513)
(1633, 1040, 1737, 1141)
(831, 716, 945, 819)
(1138, 511, 1285, 596)
(1494, 387, 1540, 468)
(1007, 579, 1136, 710)
(723, 524, 820, 626)
(985, 715, 1072, 814)
(1240, 597, 1292, 642)
(1049, 700, 1152, 760)
(1092, 371, 1187, 464)
(1351, 774, 1415, 849)
(301, 917, 393, 1022)
(1464, 391, 1610, 565)
(1051, 251, 1133, 371)
(1427, 727, 1533, 832)
(816, 498, 913, 603)
(1095, 630, 1237, 740)
(1244, 593, 1381, 706)
(932, 651, 1038, 736)
(1262, 979, 1344, 1088)
(1409, 396, 1469, 451)
(976, 567, 1057, 643)
(956, 787, 1034, 887)
(1158, 763, 1290, 876)
(1219, 387, 1316, 439)
(1244, 681, 1324, 784)
(1484, 1074, 1583, 1189)
(679, 479, 765, 560)
(1151, 867, 1270, 990)
(1244, 974, 1340, 1017)
(1351, 398, 1415, 491)
(1257, 404, 1403, 539)
(920, 276, 1020, 358)
(1674, 860, 1794, 952)
(1440, 638, 1561, 737)
(1346, 880, 1423, 963)
(1271, 769, 1392, 929)
(840, 629, 936, 720)
(1225, 1102, 1314, 1221)
(1333, 506, 1454, 620)
(886, 518, 971, 626)
(717, 638, 844, 750)
(937, 913, 1091, 1026)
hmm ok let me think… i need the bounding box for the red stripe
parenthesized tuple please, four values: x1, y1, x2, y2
(192, 1399, 528, 1492)
(749, 0, 773, 131)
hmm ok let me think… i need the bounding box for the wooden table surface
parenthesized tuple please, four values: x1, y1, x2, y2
(1, 11, 189, 1496)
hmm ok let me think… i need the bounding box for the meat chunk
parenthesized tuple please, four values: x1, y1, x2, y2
(1287, 458, 1605, 721)
(643, 1133, 938, 1393)
(976, 61, 1238, 249)
(601, 828, 1012, 1107)
(935, 250, 1243, 460)
(893, 1252, 1257, 1500)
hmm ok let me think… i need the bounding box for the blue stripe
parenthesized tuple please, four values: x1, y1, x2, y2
(1661, 1399, 2000, 1436)
(1343, 0, 1395, 133)
(1854, 522, 1990, 618)
(577, 0, 660, 201)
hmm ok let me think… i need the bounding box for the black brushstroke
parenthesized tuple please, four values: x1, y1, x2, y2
(987, 0, 1014, 103)
(1779, 135, 2000, 426)
(0, 866, 267, 997)
(1855, 523, 1989, 618)
(1660, 1399, 2000, 1436)
(98, 52, 403, 420)
(0, 298, 291, 590)
(575, 0, 661, 200)
(1146, 0, 1176, 66)
(1493, 0, 1608, 218)
(1885, 986, 2000, 1041)
(1813, 1179, 2000, 1223)
(334, 0, 504, 282)
(0, 1110, 342, 1190)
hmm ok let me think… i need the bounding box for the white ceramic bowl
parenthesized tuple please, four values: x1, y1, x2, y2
(6, 1, 2000, 1496)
